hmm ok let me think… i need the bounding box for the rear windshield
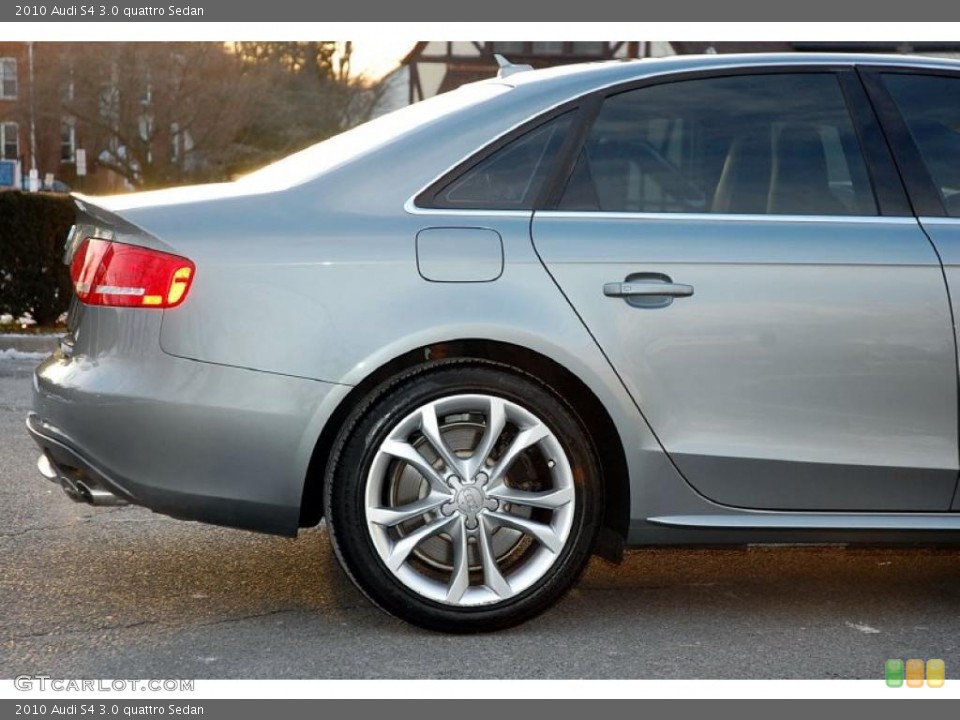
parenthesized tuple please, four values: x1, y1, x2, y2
(238, 82, 511, 190)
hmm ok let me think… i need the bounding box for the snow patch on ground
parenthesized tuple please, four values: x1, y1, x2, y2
(0, 348, 48, 360)
(845, 621, 881, 634)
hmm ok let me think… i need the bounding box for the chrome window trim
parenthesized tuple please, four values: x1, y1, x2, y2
(402, 201, 532, 218)
(533, 211, 917, 225)
(919, 217, 960, 226)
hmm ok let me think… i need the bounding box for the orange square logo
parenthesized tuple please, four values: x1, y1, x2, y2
(905, 659, 925, 688)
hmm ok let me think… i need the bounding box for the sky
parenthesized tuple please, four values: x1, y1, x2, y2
(350, 38, 416, 80)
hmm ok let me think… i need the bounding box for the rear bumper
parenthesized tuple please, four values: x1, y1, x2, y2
(30, 347, 340, 536)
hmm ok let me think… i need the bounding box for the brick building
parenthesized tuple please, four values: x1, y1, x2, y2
(0, 42, 123, 193)
(0, 42, 28, 187)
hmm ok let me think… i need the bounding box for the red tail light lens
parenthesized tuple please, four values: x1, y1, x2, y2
(70, 238, 196, 309)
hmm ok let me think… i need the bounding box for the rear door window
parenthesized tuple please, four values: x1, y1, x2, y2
(560, 73, 877, 216)
(882, 74, 960, 218)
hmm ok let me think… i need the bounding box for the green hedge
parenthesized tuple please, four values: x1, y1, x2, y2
(0, 192, 75, 326)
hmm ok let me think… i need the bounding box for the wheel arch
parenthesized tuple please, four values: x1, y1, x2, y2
(299, 338, 629, 561)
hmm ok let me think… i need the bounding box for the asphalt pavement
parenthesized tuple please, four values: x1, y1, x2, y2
(3, 350, 960, 680)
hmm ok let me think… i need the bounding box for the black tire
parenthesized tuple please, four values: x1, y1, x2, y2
(324, 361, 603, 633)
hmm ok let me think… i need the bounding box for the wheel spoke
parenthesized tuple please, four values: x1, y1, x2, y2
(419, 405, 465, 478)
(486, 511, 565, 554)
(487, 423, 551, 491)
(465, 396, 506, 479)
(380, 438, 451, 494)
(385, 514, 458, 572)
(488, 485, 573, 511)
(445, 518, 471, 603)
(478, 515, 512, 599)
(367, 492, 449, 527)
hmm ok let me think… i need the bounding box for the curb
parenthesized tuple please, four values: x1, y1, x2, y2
(0, 333, 62, 353)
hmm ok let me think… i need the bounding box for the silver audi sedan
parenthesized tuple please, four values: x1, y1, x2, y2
(29, 53, 960, 631)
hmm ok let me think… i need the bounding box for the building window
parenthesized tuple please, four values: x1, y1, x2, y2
(0, 58, 17, 99)
(169, 122, 179, 162)
(531, 42, 565, 55)
(60, 119, 76, 163)
(488, 41, 611, 58)
(571, 42, 607, 56)
(1, 122, 19, 160)
(99, 83, 120, 128)
(489, 42, 526, 56)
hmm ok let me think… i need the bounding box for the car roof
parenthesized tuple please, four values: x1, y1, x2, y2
(501, 52, 960, 94)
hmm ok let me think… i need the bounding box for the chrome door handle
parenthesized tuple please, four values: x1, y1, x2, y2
(603, 281, 694, 298)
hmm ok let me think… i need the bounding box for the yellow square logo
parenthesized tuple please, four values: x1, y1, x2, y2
(927, 659, 945, 688)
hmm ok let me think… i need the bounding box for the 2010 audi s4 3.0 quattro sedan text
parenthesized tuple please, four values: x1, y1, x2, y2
(28, 53, 960, 632)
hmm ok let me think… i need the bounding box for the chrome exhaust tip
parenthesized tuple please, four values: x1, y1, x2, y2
(39, 453, 129, 507)
(59, 476, 86, 503)
(76, 480, 129, 507)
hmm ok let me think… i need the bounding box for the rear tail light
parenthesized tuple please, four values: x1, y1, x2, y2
(70, 238, 195, 309)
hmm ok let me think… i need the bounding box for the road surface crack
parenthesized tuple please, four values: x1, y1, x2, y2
(4, 608, 318, 643)
(0, 520, 92, 538)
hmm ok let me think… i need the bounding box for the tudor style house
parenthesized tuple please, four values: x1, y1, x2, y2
(373, 40, 960, 118)
(374, 41, 673, 117)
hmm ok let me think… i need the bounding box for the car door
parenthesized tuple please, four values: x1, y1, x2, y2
(531, 68, 959, 511)
(864, 67, 960, 510)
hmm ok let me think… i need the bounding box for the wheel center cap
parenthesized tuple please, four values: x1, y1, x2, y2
(455, 485, 485, 516)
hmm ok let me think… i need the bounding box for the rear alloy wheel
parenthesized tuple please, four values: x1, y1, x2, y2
(326, 364, 602, 632)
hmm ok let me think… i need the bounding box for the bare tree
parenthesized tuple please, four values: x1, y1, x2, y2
(228, 42, 385, 174)
(30, 42, 385, 189)
(34, 43, 256, 188)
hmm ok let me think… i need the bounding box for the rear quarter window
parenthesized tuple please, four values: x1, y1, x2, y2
(424, 112, 574, 210)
